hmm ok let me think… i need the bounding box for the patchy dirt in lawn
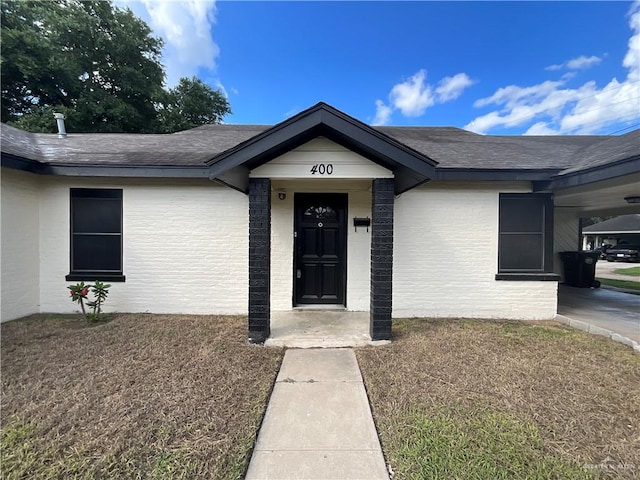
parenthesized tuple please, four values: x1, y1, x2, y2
(356, 319, 640, 479)
(1, 314, 284, 479)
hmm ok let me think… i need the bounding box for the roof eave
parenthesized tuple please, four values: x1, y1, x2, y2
(1, 155, 214, 179)
(533, 155, 640, 192)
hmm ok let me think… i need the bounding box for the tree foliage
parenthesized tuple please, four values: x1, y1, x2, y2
(157, 77, 231, 133)
(1, 0, 230, 133)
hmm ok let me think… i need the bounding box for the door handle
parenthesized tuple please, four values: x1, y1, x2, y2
(296, 269, 302, 279)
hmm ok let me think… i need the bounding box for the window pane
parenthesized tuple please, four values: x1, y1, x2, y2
(72, 235, 121, 271)
(304, 205, 337, 221)
(499, 234, 543, 271)
(500, 197, 543, 232)
(72, 198, 121, 234)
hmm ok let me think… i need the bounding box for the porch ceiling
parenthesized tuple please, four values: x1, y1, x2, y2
(553, 172, 640, 216)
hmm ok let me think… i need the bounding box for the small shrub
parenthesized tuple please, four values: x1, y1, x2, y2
(68, 281, 111, 322)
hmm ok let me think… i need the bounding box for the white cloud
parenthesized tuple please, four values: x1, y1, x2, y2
(214, 79, 228, 97)
(373, 100, 393, 126)
(117, 0, 219, 87)
(389, 70, 435, 117)
(436, 73, 475, 102)
(623, 1, 640, 81)
(373, 69, 473, 125)
(525, 121, 559, 135)
(566, 55, 602, 70)
(465, 1, 640, 135)
(473, 80, 565, 109)
(545, 55, 603, 71)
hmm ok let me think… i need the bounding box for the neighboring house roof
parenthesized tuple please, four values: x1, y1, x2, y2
(1, 102, 638, 193)
(582, 214, 640, 234)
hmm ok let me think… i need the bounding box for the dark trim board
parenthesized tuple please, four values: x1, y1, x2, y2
(65, 274, 126, 282)
(436, 168, 562, 182)
(1, 153, 214, 179)
(533, 156, 640, 191)
(1, 153, 44, 173)
(495, 273, 560, 281)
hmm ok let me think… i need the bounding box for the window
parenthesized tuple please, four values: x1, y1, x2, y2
(65, 188, 125, 282)
(496, 193, 557, 280)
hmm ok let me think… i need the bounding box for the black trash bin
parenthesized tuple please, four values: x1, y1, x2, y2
(559, 251, 601, 288)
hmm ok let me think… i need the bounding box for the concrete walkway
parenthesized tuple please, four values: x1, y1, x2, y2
(557, 284, 640, 344)
(245, 348, 389, 480)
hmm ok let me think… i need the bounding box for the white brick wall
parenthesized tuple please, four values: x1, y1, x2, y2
(37, 177, 248, 315)
(1, 169, 561, 322)
(1, 169, 41, 321)
(270, 184, 294, 310)
(393, 182, 558, 320)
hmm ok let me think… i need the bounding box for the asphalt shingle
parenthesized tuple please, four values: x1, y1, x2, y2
(1, 121, 637, 173)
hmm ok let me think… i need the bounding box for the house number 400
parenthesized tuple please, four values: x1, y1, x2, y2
(310, 164, 333, 175)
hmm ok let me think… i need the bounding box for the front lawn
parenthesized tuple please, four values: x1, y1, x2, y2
(357, 319, 640, 480)
(612, 266, 640, 277)
(596, 277, 640, 292)
(1, 314, 284, 480)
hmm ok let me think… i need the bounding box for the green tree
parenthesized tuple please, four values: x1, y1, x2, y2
(157, 77, 232, 133)
(1, 0, 231, 133)
(2, 0, 165, 132)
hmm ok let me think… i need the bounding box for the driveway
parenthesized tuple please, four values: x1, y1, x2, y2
(596, 259, 640, 281)
(557, 285, 640, 342)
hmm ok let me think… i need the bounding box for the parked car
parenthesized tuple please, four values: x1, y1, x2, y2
(605, 244, 640, 262)
(596, 243, 613, 259)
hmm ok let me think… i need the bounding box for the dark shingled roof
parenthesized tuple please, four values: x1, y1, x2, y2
(1, 119, 637, 173)
(1, 123, 47, 163)
(1, 123, 269, 167)
(555, 130, 640, 175)
(377, 126, 605, 170)
(582, 214, 640, 233)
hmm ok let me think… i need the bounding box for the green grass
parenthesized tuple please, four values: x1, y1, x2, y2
(596, 277, 640, 291)
(612, 266, 640, 277)
(357, 319, 640, 480)
(391, 406, 596, 480)
(1, 314, 284, 480)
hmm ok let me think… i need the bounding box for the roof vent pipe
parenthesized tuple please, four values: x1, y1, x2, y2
(53, 112, 67, 138)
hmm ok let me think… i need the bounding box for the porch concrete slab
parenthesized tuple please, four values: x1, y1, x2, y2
(265, 310, 390, 348)
(558, 285, 640, 342)
(246, 348, 388, 480)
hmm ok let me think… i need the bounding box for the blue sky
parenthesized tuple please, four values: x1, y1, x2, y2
(119, 1, 640, 135)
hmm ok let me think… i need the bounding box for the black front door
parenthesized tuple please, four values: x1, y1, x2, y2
(294, 193, 347, 305)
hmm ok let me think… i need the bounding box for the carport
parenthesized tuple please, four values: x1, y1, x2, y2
(557, 285, 639, 343)
(532, 131, 640, 343)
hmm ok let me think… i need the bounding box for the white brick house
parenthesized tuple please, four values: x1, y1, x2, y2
(1, 103, 638, 341)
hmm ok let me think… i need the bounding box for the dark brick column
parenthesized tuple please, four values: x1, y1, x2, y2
(370, 178, 394, 340)
(248, 178, 271, 344)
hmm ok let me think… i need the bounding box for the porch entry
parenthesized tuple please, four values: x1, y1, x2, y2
(294, 193, 347, 306)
